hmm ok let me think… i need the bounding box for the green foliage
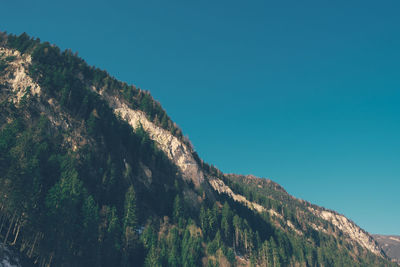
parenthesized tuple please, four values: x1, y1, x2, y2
(5, 32, 39, 54)
(122, 185, 139, 265)
(2, 30, 187, 145)
(224, 247, 236, 264)
(141, 221, 203, 267)
(0, 96, 177, 265)
(181, 229, 202, 267)
(0, 31, 396, 267)
(0, 59, 7, 73)
(207, 231, 222, 255)
(123, 186, 137, 232)
(173, 195, 184, 226)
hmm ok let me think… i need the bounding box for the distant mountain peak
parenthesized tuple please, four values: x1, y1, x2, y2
(373, 235, 400, 264)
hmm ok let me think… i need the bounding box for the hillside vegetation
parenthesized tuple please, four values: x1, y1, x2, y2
(0, 32, 396, 267)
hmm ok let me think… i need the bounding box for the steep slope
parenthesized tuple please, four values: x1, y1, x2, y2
(373, 235, 400, 263)
(0, 32, 397, 267)
(220, 175, 387, 257)
(90, 85, 204, 187)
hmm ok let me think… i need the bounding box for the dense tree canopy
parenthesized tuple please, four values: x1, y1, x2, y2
(0, 32, 395, 267)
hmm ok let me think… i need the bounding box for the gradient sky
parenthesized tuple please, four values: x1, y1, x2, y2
(2, 0, 399, 235)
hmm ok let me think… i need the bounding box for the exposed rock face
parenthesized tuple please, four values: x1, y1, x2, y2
(92, 87, 205, 187)
(209, 177, 303, 235)
(89, 82, 390, 259)
(373, 235, 400, 263)
(1, 47, 205, 188)
(209, 178, 265, 213)
(218, 173, 385, 257)
(0, 48, 88, 152)
(309, 207, 384, 257)
(1, 46, 388, 263)
(0, 47, 41, 104)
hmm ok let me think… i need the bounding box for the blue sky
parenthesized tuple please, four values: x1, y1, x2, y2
(2, 0, 399, 235)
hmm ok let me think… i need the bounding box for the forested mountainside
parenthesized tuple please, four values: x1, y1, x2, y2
(0, 32, 397, 267)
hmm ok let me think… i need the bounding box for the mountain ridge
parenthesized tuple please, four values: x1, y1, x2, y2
(0, 31, 397, 266)
(373, 235, 400, 264)
(87, 48, 387, 260)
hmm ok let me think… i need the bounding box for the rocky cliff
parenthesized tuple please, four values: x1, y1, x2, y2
(309, 207, 383, 256)
(87, 68, 387, 259)
(91, 85, 205, 187)
(0, 33, 396, 266)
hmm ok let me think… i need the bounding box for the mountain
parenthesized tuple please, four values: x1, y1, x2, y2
(373, 235, 400, 264)
(0, 32, 397, 266)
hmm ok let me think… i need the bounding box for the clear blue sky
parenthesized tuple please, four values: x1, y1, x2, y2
(2, 0, 399, 235)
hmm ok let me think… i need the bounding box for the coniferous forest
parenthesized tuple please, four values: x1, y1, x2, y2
(0, 32, 396, 266)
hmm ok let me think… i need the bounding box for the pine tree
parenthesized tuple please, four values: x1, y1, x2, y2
(173, 195, 184, 226)
(121, 186, 138, 266)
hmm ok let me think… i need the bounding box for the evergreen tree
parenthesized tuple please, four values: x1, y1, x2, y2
(122, 185, 138, 266)
(173, 195, 184, 226)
